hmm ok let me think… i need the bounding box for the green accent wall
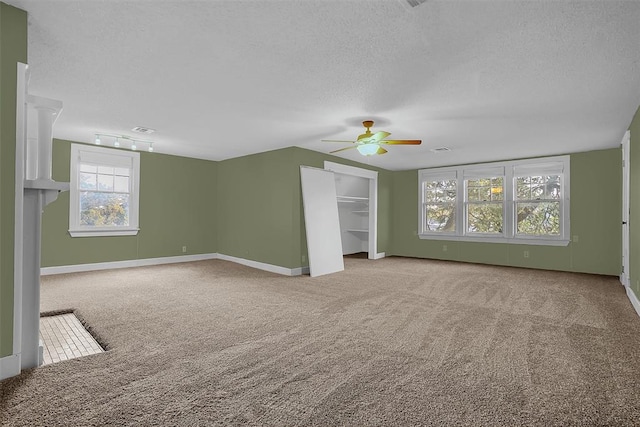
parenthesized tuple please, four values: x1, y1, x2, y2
(0, 2, 27, 358)
(628, 106, 640, 300)
(217, 148, 298, 268)
(390, 149, 622, 275)
(216, 147, 391, 269)
(41, 139, 218, 267)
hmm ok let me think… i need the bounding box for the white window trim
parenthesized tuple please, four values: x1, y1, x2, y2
(418, 155, 570, 246)
(69, 144, 140, 238)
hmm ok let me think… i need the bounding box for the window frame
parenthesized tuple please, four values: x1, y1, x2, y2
(69, 144, 141, 238)
(418, 155, 570, 246)
(421, 172, 458, 235)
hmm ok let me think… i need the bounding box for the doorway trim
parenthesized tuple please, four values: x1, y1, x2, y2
(622, 130, 630, 286)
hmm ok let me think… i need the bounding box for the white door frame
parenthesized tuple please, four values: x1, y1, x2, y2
(622, 130, 630, 286)
(324, 161, 381, 260)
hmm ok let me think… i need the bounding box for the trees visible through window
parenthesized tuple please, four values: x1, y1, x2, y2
(418, 156, 569, 245)
(423, 179, 456, 232)
(69, 144, 140, 237)
(79, 164, 131, 226)
(515, 175, 561, 236)
(466, 177, 503, 234)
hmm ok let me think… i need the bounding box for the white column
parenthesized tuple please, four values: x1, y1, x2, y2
(35, 106, 56, 181)
(20, 190, 44, 368)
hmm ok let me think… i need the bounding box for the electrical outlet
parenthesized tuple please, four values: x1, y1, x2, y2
(524, 250, 529, 258)
(182, 246, 187, 253)
(573, 235, 579, 242)
(442, 245, 447, 252)
(302, 254, 306, 262)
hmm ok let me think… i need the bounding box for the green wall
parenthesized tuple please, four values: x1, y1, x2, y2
(629, 106, 640, 300)
(41, 139, 218, 267)
(390, 148, 622, 275)
(217, 148, 298, 268)
(216, 147, 391, 269)
(0, 3, 27, 358)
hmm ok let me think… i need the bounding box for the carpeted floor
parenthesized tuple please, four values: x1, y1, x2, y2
(2, 257, 640, 426)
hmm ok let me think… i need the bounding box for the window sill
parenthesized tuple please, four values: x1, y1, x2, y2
(69, 228, 139, 238)
(418, 234, 570, 247)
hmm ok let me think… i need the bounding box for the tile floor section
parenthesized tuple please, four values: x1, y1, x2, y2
(40, 313, 104, 365)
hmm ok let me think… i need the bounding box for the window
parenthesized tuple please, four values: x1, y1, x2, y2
(418, 156, 569, 246)
(464, 168, 505, 235)
(422, 173, 457, 233)
(69, 144, 140, 237)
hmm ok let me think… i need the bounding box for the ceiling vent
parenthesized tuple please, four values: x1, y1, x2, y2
(430, 147, 451, 153)
(404, 0, 428, 8)
(131, 126, 155, 134)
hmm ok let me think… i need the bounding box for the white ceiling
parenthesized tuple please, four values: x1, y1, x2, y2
(6, 0, 640, 171)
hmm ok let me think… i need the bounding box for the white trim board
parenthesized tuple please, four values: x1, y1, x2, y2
(626, 286, 640, 318)
(0, 354, 21, 381)
(216, 254, 309, 276)
(40, 253, 310, 277)
(41, 253, 219, 276)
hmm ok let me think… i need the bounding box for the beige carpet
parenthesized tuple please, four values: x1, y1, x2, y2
(2, 257, 640, 426)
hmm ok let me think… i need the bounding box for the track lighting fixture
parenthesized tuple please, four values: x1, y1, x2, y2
(94, 133, 154, 152)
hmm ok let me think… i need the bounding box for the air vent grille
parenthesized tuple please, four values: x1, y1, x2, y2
(131, 126, 155, 134)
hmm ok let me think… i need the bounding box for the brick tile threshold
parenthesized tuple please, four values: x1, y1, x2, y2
(40, 313, 104, 365)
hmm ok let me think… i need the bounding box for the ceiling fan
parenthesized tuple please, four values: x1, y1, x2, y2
(322, 120, 421, 156)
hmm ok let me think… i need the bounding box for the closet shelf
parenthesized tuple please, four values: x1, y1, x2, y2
(352, 210, 369, 214)
(346, 229, 369, 233)
(337, 195, 369, 203)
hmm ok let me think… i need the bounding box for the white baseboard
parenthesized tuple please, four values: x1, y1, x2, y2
(0, 354, 21, 381)
(626, 285, 640, 318)
(41, 253, 219, 276)
(217, 254, 306, 276)
(620, 273, 629, 286)
(41, 253, 309, 277)
(374, 252, 386, 260)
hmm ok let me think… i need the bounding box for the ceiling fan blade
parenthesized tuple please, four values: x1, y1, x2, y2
(370, 131, 391, 142)
(376, 147, 388, 155)
(380, 140, 422, 145)
(321, 139, 357, 143)
(330, 146, 357, 154)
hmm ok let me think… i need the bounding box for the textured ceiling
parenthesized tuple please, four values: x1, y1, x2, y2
(6, 0, 640, 170)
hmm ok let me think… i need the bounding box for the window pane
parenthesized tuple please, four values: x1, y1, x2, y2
(531, 181, 544, 199)
(97, 174, 114, 191)
(516, 175, 561, 201)
(114, 175, 129, 193)
(79, 172, 96, 190)
(516, 202, 560, 235)
(516, 177, 530, 200)
(467, 177, 503, 202)
(80, 164, 97, 173)
(546, 175, 561, 199)
(467, 203, 502, 233)
(491, 177, 503, 201)
(478, 186, 491, 201)
(467, 187, 479, 201)
(426, 203, 455, 232)
(425, 179, 456, 203)
(79, 192, 129, 226)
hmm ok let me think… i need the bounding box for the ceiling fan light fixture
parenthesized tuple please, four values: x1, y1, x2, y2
(357, 143, 380, 156)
